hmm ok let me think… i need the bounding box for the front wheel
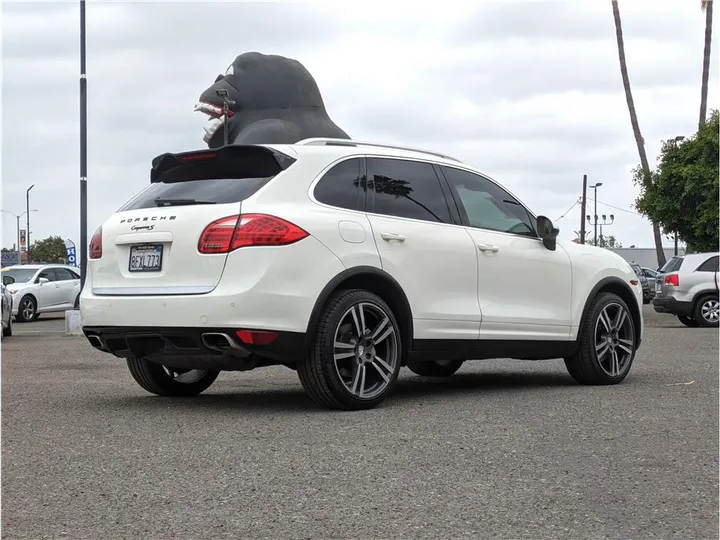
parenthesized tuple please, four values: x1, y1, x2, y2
(297, 289, 402, 410)
(15, 295, 36, 323)
(407, 359, 464, 377)
(564, 292, 637, 385)
(677, 315, 700, 328)
(126, 358, 219, 397)
(694, 295, 719, 328)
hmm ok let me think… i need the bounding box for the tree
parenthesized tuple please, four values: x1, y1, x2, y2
(611, 0, 667, 267)
(634, 110, 719, 253)
(597, 235, 623, 248)
(29, 236, 68, 264)
(699, 0, 714, 129)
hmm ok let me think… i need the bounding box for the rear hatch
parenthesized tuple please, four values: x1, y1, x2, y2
(655, 256, 684, 297)
(90, 145, 296, 296)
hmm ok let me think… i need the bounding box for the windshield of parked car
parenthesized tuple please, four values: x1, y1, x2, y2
(2, 268, 37, 283)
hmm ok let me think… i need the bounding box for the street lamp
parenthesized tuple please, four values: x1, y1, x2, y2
(26, 185, 35, 262)
(589, 182, 603, 246)
(2, 209, 38, 264)
(670, 135, 684, 255)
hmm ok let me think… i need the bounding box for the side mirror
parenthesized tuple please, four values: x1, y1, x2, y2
(2, 275, 15, 286)
(37, 277, 50, 285)
(536, 215, 559, 251)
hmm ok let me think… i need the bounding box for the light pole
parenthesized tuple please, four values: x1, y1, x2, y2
(590, 182, 603, 246)
(215, 88, 235, 146)
(2, 209, 38, 264)
(79, 0, 89, 288)
(26, 185, 34, 262)
(671, 136, 684, 256)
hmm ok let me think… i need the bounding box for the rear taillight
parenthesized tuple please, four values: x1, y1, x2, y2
(198, 214, 308, 254)
(664, 273, 679, 287)
(89, 226, 103, 259)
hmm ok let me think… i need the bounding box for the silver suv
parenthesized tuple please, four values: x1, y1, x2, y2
(653, 252, 719, 327)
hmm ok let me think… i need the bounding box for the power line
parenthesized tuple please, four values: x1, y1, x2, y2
(586, 197, 642, 216)
(555, 197, 582, 222)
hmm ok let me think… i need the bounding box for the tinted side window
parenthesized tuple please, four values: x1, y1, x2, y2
(314, 158, 365, 211)
(368, 158, 451, 223)
(442, 167, 536, 236)
(53, 268, 77, 281)
(696, 255, 719, 272)
(37, 270, 56, 282)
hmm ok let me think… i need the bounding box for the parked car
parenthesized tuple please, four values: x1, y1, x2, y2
(629, 262, 654, 304)
(640, 266, 659, 288)
(653, 253, 719, 327)
(2, 264, 82, 322)
(1, 282, 12, 338)
(81, 139, 644, 410)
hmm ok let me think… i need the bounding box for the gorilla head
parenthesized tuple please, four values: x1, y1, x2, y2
(195, 52, 350, 148)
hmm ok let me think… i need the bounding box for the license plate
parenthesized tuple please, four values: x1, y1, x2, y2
(129, 245, 163, 273)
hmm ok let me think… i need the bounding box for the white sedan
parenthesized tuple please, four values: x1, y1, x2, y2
(2, 264, 81, 322)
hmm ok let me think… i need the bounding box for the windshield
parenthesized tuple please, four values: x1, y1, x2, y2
(3, 268, 37, 283)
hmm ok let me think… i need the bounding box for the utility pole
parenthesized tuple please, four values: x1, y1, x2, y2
(26, 185, 34, 263)
(589, 182, 603, 245)
(579, 174, 588, 244)
(80, 0, 88, 288)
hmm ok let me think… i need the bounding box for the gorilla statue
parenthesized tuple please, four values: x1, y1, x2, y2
(195, 52, 351, 148)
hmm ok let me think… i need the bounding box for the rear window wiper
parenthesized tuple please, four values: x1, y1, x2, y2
(153, 198, 217, 207)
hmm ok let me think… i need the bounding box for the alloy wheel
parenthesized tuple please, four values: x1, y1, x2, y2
(700, 299, 719, 324)
(21, 298, 35, 321)
(332, 301, 399, 400)
(594, 302, 635, 377)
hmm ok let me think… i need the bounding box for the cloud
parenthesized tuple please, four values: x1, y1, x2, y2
(1, 1, 717, 257)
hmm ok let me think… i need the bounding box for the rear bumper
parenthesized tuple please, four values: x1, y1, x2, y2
(652, 296, 693, 317)
(83, 325, 306, 367)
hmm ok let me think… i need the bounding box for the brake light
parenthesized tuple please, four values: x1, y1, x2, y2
(89, 226, 103, 259)
(178, 152, 217, 162)
(664, 273, 679, 287)
(198, 214, 308, 254)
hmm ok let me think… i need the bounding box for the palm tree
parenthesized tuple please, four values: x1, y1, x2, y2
(611, 0, 667, 267)
(699, 0, 714, 128)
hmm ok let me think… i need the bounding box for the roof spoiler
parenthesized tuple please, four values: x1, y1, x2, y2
(150, 145, 296, 183)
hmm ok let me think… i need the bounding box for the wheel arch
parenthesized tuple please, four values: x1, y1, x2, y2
(304, 266, 414, 360)
(578, 277, 641, 344)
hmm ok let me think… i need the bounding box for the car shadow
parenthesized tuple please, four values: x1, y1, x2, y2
(93, 371, 578, 414)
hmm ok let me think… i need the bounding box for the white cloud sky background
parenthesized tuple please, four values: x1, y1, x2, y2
(1, 0, 718, 257)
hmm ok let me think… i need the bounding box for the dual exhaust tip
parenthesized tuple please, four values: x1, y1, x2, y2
(86, 332, 247, 356)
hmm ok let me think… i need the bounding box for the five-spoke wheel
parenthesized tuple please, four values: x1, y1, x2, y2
(565, 292, 637, 385)
(298, 289, 402, 410)
(16, 295, 37, 323)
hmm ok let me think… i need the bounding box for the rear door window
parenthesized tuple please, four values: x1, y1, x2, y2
(367, 158, 452, 223)
(696, 255, 719, 272)
(53, 268, 78, 281)
(314, 158, 365, 211)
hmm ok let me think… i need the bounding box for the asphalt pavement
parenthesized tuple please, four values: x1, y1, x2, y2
(2, 308, 718, 540)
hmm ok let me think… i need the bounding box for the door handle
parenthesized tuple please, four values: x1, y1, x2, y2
(381, 232, 406, 242)
(477, 243, 499, 253)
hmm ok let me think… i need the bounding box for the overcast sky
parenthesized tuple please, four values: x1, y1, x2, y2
(2, 0, 718, 255)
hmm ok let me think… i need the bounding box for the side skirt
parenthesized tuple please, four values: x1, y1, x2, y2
(409, 339, 578, 363)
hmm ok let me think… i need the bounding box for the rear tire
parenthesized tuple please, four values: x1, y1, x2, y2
(677, 315, 700, 328)
(564, 292, 637, 385)
(407, 359, 464, 377)
(297, 289, 402, 410)
(126, 358, 219, 397)
(694, 295, 719, 328)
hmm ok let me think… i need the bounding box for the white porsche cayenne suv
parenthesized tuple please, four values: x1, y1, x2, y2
(81, 138, 644, 410)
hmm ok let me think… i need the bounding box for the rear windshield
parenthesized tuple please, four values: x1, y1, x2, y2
(119, 177, 273, 211)
(659, 257, 684, 273)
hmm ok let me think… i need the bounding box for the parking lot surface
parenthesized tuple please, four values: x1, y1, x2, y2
(2, 308, 718, 540)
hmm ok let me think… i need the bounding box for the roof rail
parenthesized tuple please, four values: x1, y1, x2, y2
(296, 138, 462, 163)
